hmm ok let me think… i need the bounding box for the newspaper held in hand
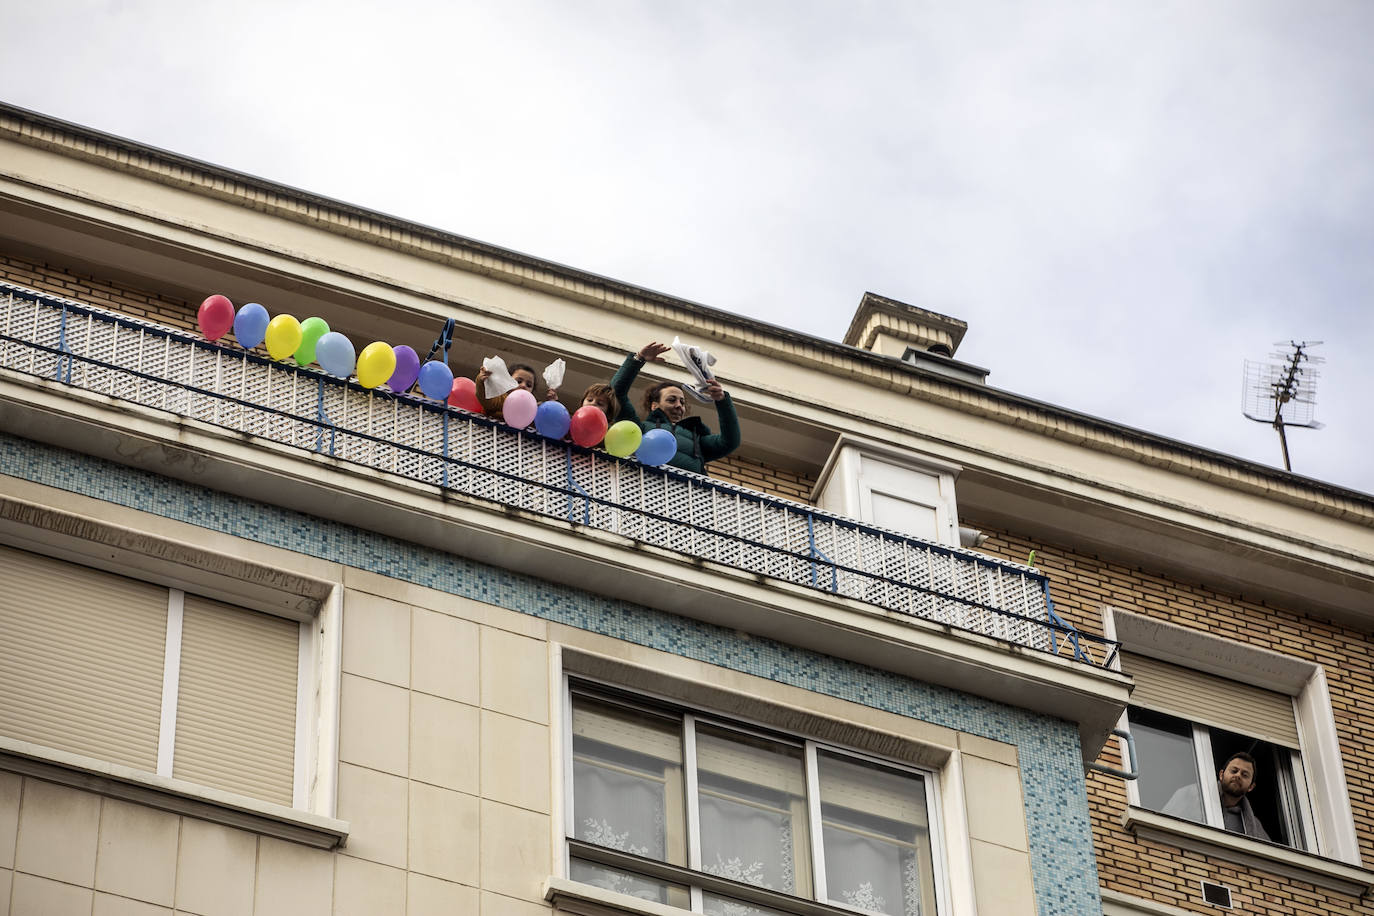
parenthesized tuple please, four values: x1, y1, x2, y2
(543, 359, 566, 392)
(481, 356, 518, 399)
(671, 336, 718, 403)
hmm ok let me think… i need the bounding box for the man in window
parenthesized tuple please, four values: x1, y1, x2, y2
(1163, 751, 1271, 841)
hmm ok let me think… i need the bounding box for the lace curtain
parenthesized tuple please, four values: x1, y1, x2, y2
(569, 693, 937, 916)
(817, 750, 932, 916)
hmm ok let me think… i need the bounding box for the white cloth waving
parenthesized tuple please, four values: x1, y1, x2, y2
(671, 336, 718, 403)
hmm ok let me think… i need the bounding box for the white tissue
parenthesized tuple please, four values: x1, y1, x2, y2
(543, 358, 566, 391)
(481, 356, 518, 398)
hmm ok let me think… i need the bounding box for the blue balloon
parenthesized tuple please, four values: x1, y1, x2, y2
(635, 427, 677, 466)
(232, 302, 269, 350)
(416, 360, 454, 399)
(534, 401, 571, 439)
(315, 331, 356, 378)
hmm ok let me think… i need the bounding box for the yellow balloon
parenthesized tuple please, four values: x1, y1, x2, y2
(603, 420, 643, 458)
(356, 341, 397, 389)
(264, 314, 302, 361)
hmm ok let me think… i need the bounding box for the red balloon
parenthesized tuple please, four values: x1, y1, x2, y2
(198, 294, 235, 342)
(447, 377, 484, 414)
(569, 405, 609, 448)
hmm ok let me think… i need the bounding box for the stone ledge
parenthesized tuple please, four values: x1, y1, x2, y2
(0, 736, 349, 850)
(1122, 806, 1372, 896)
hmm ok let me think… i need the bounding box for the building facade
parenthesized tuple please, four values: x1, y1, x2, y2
(0, 103, 1370, 916)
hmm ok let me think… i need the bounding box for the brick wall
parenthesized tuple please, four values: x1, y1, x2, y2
(969, 520, 1374, 915)
(1, 252, 198, 333)
(710, 453, 817, 503)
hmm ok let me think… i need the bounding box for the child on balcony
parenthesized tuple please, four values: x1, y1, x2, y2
(579, 383, 620, 425)
(474, 361, 559, 416)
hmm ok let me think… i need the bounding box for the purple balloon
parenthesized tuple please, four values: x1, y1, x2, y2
(388, 345, 421, 392)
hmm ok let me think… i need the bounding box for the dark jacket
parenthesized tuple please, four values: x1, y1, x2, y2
(610, 353, 741, 473)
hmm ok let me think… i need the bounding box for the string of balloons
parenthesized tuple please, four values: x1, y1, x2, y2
(197, 294, 677, 465)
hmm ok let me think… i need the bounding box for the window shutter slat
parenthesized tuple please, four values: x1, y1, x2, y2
(1122, 651, 1300, 748)
(173, 594, 298, 804)
(0, 544, 166, 769)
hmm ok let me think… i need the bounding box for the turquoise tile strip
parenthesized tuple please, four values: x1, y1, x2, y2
(0, 431, 1102, 915)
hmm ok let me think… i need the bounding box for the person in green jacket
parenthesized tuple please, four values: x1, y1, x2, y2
(610, 341, 741, 473)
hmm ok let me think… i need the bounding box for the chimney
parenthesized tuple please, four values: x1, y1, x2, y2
(843, 292, 987, 382)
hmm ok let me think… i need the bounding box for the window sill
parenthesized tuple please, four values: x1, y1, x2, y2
(1122, 806, 1372, 896)
(545, 876, 880, 916)
(545, 877, 684, 916)
(0, 736, 348, 849)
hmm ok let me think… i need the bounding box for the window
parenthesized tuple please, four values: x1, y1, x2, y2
(815, 440, 960, 547)
(1109, 606, 1363, 867)
(1128, 706, 1310, 848)
(566, 686, 941, 916)
(1122, 650, 1312, 848)
(0, 542, 306, 807)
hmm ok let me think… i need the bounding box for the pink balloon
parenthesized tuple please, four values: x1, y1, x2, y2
(502, 388, 538, 429)
(569, 405, 609, 448)
(447, 377, 484, 414)
(198, 294, 235, 342)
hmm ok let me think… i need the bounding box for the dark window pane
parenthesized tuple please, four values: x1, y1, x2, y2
(1130, 708, 1204, 821)
(1207, 726, 1301, 848)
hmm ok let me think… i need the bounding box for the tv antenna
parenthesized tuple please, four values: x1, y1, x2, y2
(1242, 341, 1323, 472)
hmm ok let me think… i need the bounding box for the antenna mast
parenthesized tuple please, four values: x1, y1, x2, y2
(1242, 341, 1323, 472)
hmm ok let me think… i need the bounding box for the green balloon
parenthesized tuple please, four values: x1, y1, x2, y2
(294, 317, 331, 366)
(603, 420, 644, 458)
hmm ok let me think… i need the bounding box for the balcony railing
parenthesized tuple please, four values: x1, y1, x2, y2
(0, 283, 1119, 669)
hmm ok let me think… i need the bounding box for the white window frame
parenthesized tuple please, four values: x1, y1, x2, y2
(1107, 608, 1359, 865)
(561, 673, 951, 916)
(147, 587, 321, 810)
(0, 501, 346, 846)
(1125, 707, 1315, 849)
(814, 438, 961, 548)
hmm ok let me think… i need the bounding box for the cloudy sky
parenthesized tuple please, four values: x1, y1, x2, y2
(5, 1, 1372, 493)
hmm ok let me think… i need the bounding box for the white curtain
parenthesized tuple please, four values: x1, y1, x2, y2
(817, 750, 931, 916)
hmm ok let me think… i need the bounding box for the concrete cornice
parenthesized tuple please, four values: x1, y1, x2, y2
(1, 102, 1371, 528)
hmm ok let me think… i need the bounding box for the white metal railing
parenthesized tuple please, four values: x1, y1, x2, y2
(0, 283, 1119, 668)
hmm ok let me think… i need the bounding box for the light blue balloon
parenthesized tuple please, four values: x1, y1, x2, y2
(232, 302, 269, 350)
(315, 331, 356, 378)
(416, 360, 454, 399)
(635, 427, 677, 466)
(534, 401, 571, 439)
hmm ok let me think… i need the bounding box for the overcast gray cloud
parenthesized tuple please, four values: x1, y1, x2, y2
(4, 0, 1371, 492)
